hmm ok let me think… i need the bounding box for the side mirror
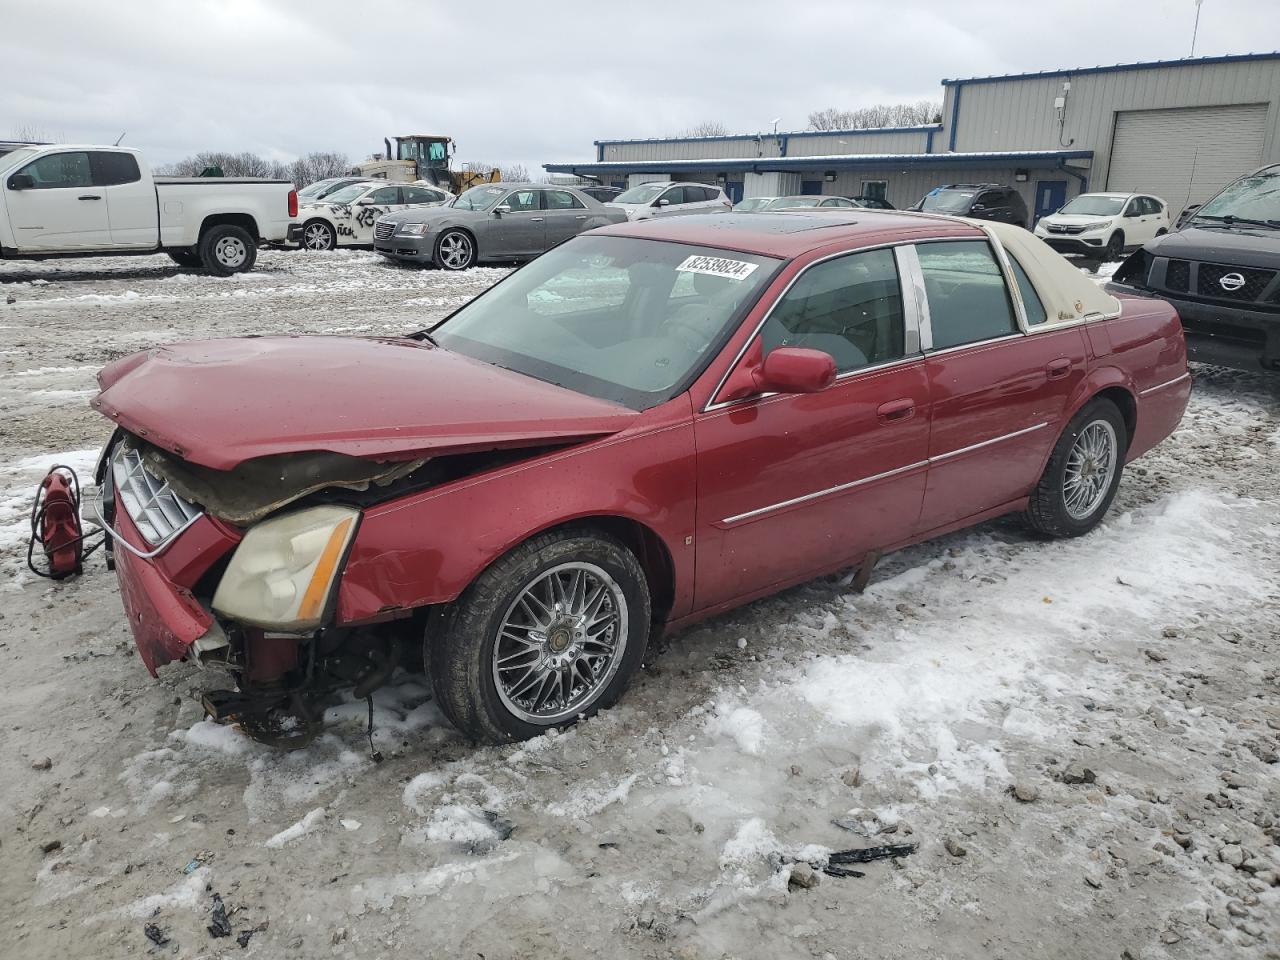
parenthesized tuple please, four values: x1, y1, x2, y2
(654, 198, 670, 207)
(7, 173, 34, 190)
(494, 204, 511, 216)
(753, 347, 837, 395)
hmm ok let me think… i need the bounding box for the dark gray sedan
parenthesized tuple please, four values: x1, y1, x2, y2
(373, 183, 627, 270)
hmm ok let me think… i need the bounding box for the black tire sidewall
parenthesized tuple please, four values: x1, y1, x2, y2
(434, 532, 650, 742)
(1039, 400, 1128, 536)
(1106, 231, 1125, 261)
(435, 229, 475, 270)
(199, 224, 257, 275)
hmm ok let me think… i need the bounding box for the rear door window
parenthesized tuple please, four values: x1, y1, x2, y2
(91, 152, 141, 186)
(545, 189, 585, 210)
(403, 186, 444, 204)
(367, 186, 401, 205)
(917, 240, 1019, 349)
(759, 248, 907, 373)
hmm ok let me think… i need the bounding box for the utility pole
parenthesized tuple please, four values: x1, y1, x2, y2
(1190, 0, 1204, 57)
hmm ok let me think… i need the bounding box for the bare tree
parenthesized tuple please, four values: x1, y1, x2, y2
(157, 150, 348, 185)
(462, 161, 496, 177)
(677, 121, 729, 137)
(8, 124, 59, 143)
(501, 162, 531, 183)
(807, 101, 943, 131)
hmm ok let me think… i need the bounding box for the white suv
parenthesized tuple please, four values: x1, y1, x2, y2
(1034, 191, 1170, 261)
(607, 182, 731, 220)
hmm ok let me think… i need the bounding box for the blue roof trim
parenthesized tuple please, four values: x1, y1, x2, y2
(594, 124, 942, 147)
(942, 51, 1280, 86)
(545, 150, 1094, 176)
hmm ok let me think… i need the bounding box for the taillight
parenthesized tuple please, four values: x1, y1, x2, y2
(288, 189, 298, 218)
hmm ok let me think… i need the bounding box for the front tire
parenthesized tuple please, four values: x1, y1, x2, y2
(428, 528, 651, 743)
(301, 219, 336, 252)
(1024, 398, 1127, 538)
(1103, 231, 1126, 262)
(199, 224, 257, 275)
(435, 229, 476, 270)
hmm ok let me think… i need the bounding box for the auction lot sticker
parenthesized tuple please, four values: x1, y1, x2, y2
(676, 255, 759, 281)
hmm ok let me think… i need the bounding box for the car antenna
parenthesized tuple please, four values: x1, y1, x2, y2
(114, 131, 127, 146)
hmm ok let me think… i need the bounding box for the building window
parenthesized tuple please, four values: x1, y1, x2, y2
(860, 180, 888, 202)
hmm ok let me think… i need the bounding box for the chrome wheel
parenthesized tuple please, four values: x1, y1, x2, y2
(214, 235, 248, 268)
(303, 222, 334, 251)
(1063, 420, 1117, 520)
(437, 231, 474, 270)
(492, 562, 628, 724)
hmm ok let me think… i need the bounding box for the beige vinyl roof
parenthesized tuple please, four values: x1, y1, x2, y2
(977, 218, 1122, 323)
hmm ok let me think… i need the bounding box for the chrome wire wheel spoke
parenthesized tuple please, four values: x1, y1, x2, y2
(1062, 420, 1118, 520)
(493, 561, 628, 725)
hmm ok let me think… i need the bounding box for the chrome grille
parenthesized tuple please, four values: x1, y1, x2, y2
(111, 445, 202, 546)
(1045, 223, 1085, 235)
(374, 221, 395, 241)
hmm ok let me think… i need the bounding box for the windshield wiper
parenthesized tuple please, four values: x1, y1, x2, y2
(1193, 214, 1280, 229)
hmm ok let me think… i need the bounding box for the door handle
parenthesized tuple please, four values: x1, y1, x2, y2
(575, 215, 587, 220)
(529, 217, 544, 222)
(1046, 358, 1072, 380)
(876, 398, 916, 423)
(78, 195, 102, 201)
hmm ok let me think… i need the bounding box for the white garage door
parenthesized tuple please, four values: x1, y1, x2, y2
(1107, 103, 1268, 216)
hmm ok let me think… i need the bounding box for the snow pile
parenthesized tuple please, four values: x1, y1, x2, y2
(265, 807, 327, 848)
(706, 699, 766, 755)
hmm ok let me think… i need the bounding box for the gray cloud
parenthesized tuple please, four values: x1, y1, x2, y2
(3, 0, 1273, 176)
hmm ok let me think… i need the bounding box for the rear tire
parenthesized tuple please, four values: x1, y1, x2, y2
(1024, 398, 1127, 538)
(428, 528, 651, 743)
(199, 224, 257, 275)
(166, 250, 202, 269)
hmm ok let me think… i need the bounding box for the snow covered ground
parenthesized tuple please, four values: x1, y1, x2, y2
(1, 250, 1278, 960)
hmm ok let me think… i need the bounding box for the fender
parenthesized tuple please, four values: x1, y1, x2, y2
(333, 407, 697, 626)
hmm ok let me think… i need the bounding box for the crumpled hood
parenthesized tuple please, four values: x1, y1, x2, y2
(93, 336, 638, 470)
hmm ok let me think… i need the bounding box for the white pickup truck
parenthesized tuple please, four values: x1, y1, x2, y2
(0, 144, 298, 274)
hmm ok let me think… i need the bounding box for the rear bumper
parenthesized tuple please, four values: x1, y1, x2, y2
(1115, 288, 1280, 373)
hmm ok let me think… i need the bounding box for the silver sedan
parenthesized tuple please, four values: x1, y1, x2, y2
(373, 183, 627, 270)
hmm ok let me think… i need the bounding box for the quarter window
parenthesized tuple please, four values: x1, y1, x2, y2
(16, 151, 92, 189)
(759, 248, 906, 374)
(917, 240, 1018, 349)
(1007, 253, 1047, 325)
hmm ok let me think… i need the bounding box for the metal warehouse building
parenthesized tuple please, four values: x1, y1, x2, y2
(544, 51, 1280, 222)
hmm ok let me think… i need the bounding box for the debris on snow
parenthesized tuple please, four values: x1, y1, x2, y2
(265, 807, 326, 848)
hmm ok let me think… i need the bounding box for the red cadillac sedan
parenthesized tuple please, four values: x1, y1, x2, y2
(91, 210, 1191, 744)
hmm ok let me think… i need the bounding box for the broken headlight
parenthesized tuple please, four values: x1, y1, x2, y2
(212, 506, 359, 631)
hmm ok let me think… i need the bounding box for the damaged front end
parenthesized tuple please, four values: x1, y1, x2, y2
(97, 432, 434, 745)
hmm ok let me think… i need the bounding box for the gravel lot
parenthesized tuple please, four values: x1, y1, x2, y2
(1, 249, 1278, 960)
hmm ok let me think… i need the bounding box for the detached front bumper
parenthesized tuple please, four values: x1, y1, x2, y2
(374, 233, 434, 264)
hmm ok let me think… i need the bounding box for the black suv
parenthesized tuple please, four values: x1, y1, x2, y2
(1111, 163, 1280, 372)
(912, 183, 1028, 228)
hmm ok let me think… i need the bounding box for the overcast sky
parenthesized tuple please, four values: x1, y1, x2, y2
(3, 0, 1276, 176)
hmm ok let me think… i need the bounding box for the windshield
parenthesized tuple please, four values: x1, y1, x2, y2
(733, 198, 771, 212)
(432, 235, 781, 409)
(1058, 195, 1126, 216)
(1197, 170, 1280, 223)
(320, 183, 369, 205)
(453, 184, 507, 211)
(765, 197, 821, 209)
(613, 183, 668, 205)
(920, 189, 977, 214)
